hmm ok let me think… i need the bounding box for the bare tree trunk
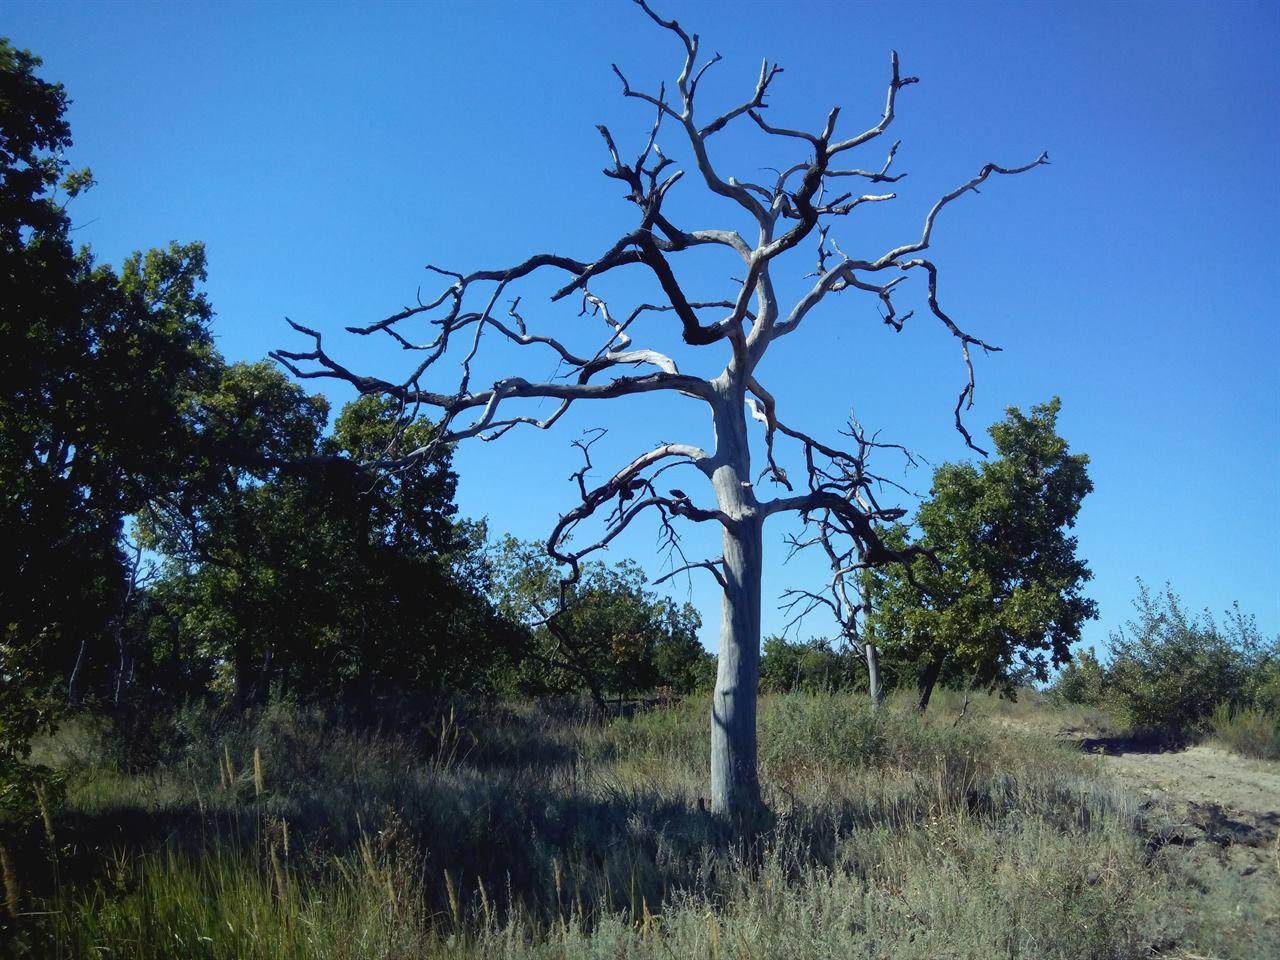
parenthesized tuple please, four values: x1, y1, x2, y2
(67, 636, 88, 707)
(865, 642, 884, 708)
(861, 576, 884, 709)
(709, 386, 762, 818)
(112, 624, 129, 707)
(711, 515, 762, 817)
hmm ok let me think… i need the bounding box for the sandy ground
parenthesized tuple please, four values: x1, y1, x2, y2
(1100, 743, 1280, 820)
(1076, 737, 1280, 873)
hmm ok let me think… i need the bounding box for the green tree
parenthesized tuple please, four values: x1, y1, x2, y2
(139, 364, 493, 707)
(1050, 646, 1107, 707)
(136, 361, 329, 705)
(865, 399, 1096, 710)
(488, 537, 709, 705)
(1, 40, 213, 808)
(759, 636, 858, 693)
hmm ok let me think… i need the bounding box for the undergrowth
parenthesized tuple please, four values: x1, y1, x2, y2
(4, 693, 1276, 959)
(1212, 704, 1280, 761)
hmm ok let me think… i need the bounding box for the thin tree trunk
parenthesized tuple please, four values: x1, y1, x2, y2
(865, 642, 884, 708)
(860, 577, 883, 709)
(917, 652, 944, 713)
(233, 640, 260, 708)
(113, 625, 129, 707)
(67, 636, 88, 707)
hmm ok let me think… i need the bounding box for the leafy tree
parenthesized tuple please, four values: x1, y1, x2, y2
(488, 537, 709, 705)
(136, 361, 329, 704)
(759, 636, 859, 694)
(1050, 646, 1107, 707)
(1, 40, 213, 808)
(139, 364, 495, 707)
(652, 627, 716, 696)
(865, 399, 1096, 710)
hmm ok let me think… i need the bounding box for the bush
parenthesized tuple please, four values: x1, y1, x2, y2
(1050, 647, 1107, 707)
(1105, 583, 1268, 736)
(759, 636, 862, 693)
(1210, 704, 1280, 761)
(1245, 653, 1280, 714)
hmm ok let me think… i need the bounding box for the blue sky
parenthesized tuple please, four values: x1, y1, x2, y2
(8, 0, 1278, 653)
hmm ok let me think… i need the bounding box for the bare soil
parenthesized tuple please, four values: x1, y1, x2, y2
(1100, 743, 1280, 818)
(1072, 734, 1280, 876)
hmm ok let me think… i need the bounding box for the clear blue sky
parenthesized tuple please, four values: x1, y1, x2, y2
(8, 0, 1278, 654)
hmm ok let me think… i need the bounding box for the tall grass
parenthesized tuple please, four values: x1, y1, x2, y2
(1212, 703, 1280, 761)
(10, 694, 1278, 959)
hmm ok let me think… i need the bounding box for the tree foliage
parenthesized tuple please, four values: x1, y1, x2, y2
(138, 365, 500, 707)
(488, 537, 712, 703)
(865, 399, 1096, 707)
(1, 39, 213, 804)
(758, 636, 863, 694)
(1101, 583, 1272, 734)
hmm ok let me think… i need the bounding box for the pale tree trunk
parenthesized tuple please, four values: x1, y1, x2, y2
(865, 642, 884, 708)
(860, 577, 884, 709)
(708, 385, 763, 818)
(711, 516, 763, 816)
(67, 636, 89, 707)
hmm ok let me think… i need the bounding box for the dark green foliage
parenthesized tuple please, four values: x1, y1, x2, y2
(865, 399, 1096, 706)
(651, 628, 716, 696)
(137, 370, 504, 709)
(758, 636, 862, 693)
(1, 39, 212, 815)
(1104, 583, 1273, 735)
(488, 537, 712, 701)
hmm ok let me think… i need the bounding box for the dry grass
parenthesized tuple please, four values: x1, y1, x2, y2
(1211, 704, 1280, 761)
(7, 693, 1277, 959)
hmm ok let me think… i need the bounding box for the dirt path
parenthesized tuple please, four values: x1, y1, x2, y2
(1100, 743, 1280, 815)
(1080, 738, 1280, 872)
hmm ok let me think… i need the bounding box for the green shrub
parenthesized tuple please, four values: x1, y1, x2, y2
(1050, 647, 1107, 707)
(1210, 703, 1280, 760)
(1105, 583, 1268, 736)
(759, 636, 862, 693)
(1246, 654, 1280, 714)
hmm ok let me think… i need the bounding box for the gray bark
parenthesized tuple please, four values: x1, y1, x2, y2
(711, 516, 763, 816)
(865, 641, 884, 708)
(861, 575, 884, 708)
(709, 383, 763, 817)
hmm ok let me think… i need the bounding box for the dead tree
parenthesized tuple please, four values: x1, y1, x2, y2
(780, 418, 918, 708)
(273, 0, 1046, 818)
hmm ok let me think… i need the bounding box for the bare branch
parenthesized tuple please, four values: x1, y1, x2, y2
(654, 557, 727, 590)
(879, 151, 1050, 264)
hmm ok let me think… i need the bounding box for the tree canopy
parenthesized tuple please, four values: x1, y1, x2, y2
(1, 39, 216, 808)
(865, 399, 1096, 709)
(488, 536, 712, 705)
